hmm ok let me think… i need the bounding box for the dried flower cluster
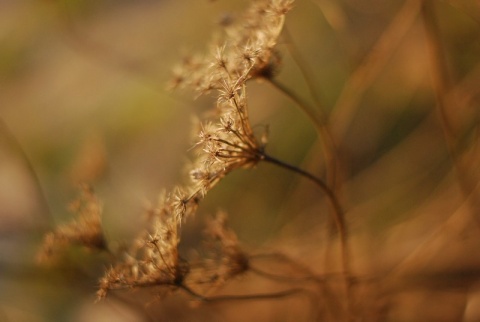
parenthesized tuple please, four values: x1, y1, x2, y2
(170, 0, 293, 93)
(32, 0, 480, 320)
(94, 0, 295, 301)
(175, 0, 295, 201)
(38, 0, 319, 313)
(97, 193, 185, 300)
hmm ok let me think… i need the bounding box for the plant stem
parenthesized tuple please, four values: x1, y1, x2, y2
(180, 284, 304, 302)
(282, 26, 326, 118)
(267, 78, 339, 189)
(421, 0, 480, 229)
(0, 119, 52, 231)
(330, 0, 421, 140)
(260, 153, 350, 283)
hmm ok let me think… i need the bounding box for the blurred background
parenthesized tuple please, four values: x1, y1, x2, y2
(1, 0, 480, 321)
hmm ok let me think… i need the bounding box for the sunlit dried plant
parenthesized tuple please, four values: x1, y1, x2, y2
(35, 0, 480, 320)
(37, 0, 329, 301)
(38, 0, 345, 314)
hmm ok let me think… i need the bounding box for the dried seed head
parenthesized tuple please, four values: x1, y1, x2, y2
(169, 0, 293, 95)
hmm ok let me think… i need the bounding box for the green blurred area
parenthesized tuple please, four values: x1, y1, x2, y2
(1, 0, 480, 321)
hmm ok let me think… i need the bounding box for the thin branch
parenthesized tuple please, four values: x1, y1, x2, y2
(281, 26, 327, 117)
(249, 265, 324, 283)
(260, 153, 346, 240)
(261, 153, 334, 203)
(0, 119, 52, 231)
(250, 252, 319, 276)
(267, 78, 323, 129)
(259, 152, 351, 310)
(267, 77, 340, 190)
(180, 284, 305, 303)
(421, 0, 480, 228)
(331, 0, 421, 140)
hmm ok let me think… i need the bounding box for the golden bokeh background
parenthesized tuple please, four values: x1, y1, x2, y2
(1, 0, 480, 321)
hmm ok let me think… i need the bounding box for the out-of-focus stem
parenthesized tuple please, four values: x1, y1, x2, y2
(421, 0, 480, 228)
(0, 119, 52, 231)
(180, 284, 304, 302)
(331, 0, 421, 140)
(260, 153, 351, 302)
(267, 78, 339, 189)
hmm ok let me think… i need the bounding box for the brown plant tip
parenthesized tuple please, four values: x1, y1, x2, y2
(168, 0, 296, 207)
(36, 185, 107, 264)
(168, 1, 296, 209)
(203, 211, 250, 282)
(96, 195, 188, 301)
(169, 0, 293, 94)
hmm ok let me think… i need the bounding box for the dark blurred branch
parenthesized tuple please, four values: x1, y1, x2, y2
(331, 0, 421, 140)
(421, 0, 480, 228)
(0, 119, 52, 230)
(259, 152, 352, 318)
(180, 284, 305, 302)
(279, 25, 343, 188)
(268, 72, 340, 190)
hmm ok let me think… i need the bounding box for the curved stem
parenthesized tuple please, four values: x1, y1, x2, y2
(266, 78, 339, 190)
(180, 284, 304, 303)
(421, 0, 480, 230)
(282, 26, 327, 117)
(267, 78, 324, 129)
(0, 119, 52, 231)
(260, 153, 350, 285)
(330, 0, 421, 140)
(249, 265, 326, 284)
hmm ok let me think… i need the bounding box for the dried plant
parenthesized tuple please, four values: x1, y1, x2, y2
(37, 184, 107, 264)
(32, 0, 480, 321)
